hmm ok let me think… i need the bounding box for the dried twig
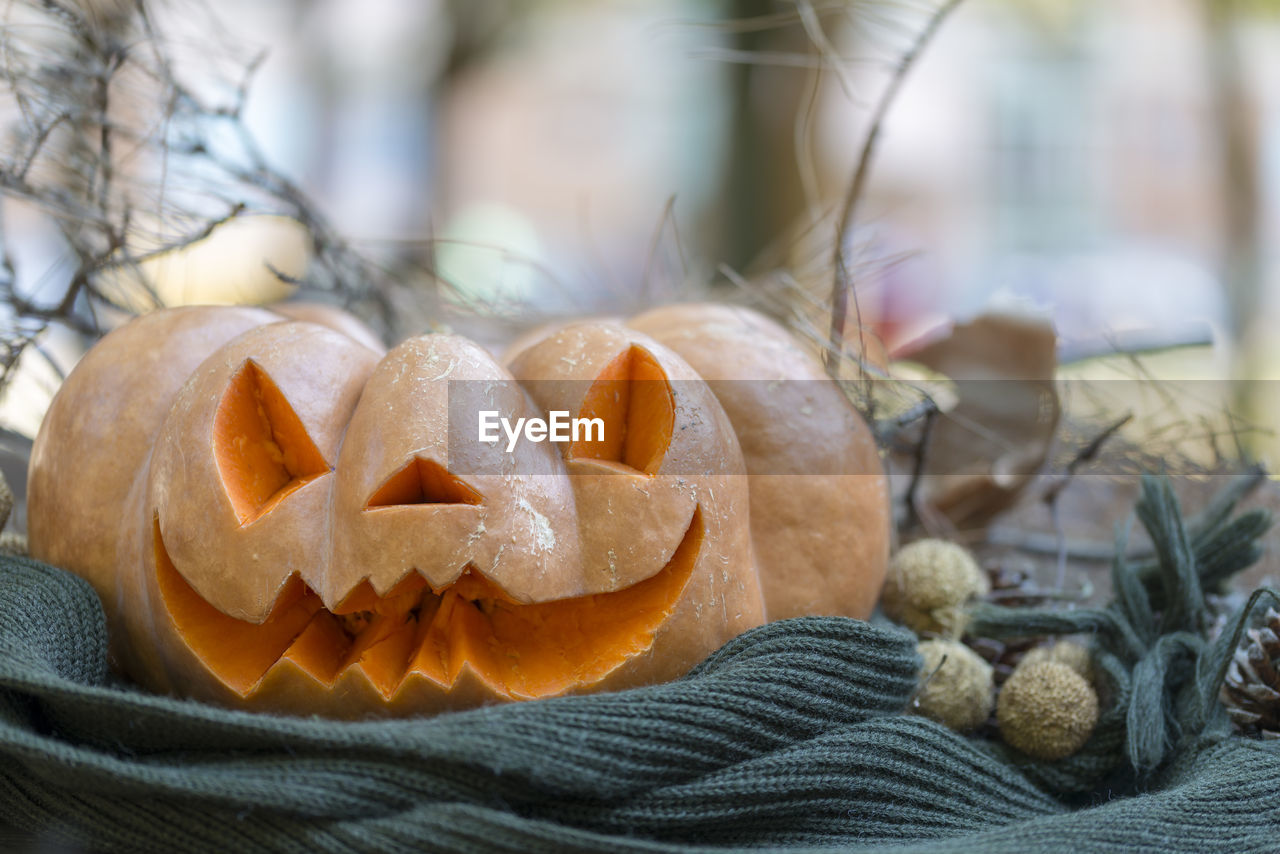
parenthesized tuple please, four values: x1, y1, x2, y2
(0, 0, 403, 386)
(1041, 413, 1134, 507)
(825, 0, 965, 382)
(902, 403, 938, 530)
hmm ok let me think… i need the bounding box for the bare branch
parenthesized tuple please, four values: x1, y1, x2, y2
(0, 0, 407, 383)
(825, 0, 965, 379)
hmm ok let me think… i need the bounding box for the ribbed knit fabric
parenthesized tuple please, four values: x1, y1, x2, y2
(2, 552, 1279, 853)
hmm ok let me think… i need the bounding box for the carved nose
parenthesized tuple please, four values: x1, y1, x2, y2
(364, 457, 483, 509)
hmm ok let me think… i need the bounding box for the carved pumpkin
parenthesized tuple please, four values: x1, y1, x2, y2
(514, 303, 891, 621)
(29, 306, 764, 716)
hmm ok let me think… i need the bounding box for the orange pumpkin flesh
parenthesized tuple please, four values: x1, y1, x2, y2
(214, 359, 331, 525)
(154, 520, 319, 696)
(366, 458, 484, 508)
(154, 510, 701, 702)
(571, 344, 674, 474)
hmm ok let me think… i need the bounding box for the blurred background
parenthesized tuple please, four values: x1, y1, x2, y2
(2, 0, 1279, 450)
(189, 0, 1279, 351)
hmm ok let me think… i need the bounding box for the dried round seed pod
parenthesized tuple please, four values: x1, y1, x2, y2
(882, 539, 989, 637)
(0, 532, 27, 557)
(913, 638, 995, 733)
(1019, 641, 1093, 683)
(998, 660, 1099, 760)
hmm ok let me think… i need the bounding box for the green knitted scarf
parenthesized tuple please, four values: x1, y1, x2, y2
(2, 478, 1278, 853)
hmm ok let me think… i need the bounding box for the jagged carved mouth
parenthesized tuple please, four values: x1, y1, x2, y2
(153, 508, 702, 701)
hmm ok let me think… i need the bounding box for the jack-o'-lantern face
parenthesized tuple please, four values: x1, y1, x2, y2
(118, 319, 761, 716)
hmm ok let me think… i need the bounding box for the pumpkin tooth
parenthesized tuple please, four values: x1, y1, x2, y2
(407, 593, 451, 686)
(153, 519, 320, 696)
(334, 571, 431, 617)
(400, 509, 703, 698)
(444, 591, 498, 685)
(276, 612, 349, 685)
(440, 567, 518, 604)
(346, 615, 420, 698)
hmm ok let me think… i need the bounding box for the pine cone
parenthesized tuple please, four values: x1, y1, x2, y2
(1221, 608, 1280, 739)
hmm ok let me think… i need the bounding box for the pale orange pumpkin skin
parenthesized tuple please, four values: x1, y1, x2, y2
(27, 305, 281, 672)
(29, 306, 765, 717)
(627, 303, 890, 620)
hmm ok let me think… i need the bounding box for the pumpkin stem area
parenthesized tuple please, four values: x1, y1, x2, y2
(214, 359, 329, 525)
(153, 509, 703, 701)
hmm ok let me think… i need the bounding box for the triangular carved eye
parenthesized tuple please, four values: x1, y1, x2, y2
(569, 345, 674, 475)
(365, 457, 483, 508)
(215, 360, 329, 525)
